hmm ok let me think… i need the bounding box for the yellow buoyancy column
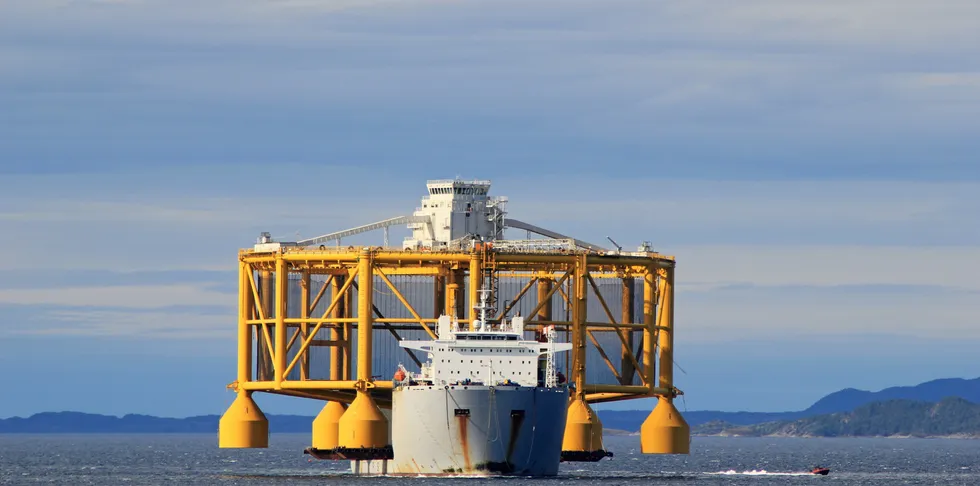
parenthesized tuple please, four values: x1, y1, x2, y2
(311, 401, 347, 450)
(218, 392, 269, 448)
(336, 249, 390, 450)
(561, 398, 604, 455)
(640, 397, 690, 454)
(337, 391, 388, 449)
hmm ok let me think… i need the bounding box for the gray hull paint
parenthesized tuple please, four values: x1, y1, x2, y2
(352, 385, 569, 476)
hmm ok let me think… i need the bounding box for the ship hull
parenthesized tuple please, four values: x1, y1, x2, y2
(351, 385, 569, 476)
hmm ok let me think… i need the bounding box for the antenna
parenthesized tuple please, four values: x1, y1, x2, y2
(606, 236, 623, 252)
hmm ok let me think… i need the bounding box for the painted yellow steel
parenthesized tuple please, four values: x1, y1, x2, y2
(336, 249, 389, 450)
(356, 249, 373, 382)
(222, 244, 685, 454)
(658, 267, 675, 393)
(376, 268, 437, 339)
(643, 271, 657, 390)
(218, 392, 269, 448)
(274, 255, 287, 387)
(338, 391, 389, 448)
(584, 384, 654, 394)
(311, 401, 347, 449)
(330, 276, 342, 381)
(640, 266, 690, 453)
(300, 271, 311, 380)
(282, 268, 359, 378)
(585, 392, 644, 404)
(586, 274, 645, 385)
(536, 277, 552, 321)
(237, 261, 251, 387)
(468, 250, 481, 330)
(575, 255, 588, 398)
(561, 398, 604, 453)
(640, 397, 690, 454)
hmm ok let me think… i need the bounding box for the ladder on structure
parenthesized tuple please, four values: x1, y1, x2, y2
(481, 243, 499, 317)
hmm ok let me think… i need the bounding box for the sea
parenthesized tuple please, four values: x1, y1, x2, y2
(2, 434, 978, 485)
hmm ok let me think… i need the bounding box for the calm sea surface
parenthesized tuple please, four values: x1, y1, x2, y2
(2, 434, 978, 485)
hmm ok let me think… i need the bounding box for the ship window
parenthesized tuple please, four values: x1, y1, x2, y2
(470, 360, 473, 363)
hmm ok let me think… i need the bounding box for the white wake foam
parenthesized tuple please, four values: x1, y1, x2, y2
(707, 469, 813, 476)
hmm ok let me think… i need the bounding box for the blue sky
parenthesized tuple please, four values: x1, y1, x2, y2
(2, 0, 980, 418)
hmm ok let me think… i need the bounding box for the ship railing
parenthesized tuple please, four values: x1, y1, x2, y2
(491, 238, 577, 253)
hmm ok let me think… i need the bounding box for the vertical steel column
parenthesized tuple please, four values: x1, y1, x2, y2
(343, 269, 354, 380)
(658, 266, 675, 393)
(238, 260, 252, 385)
(357, 250, 374, 381)
(300, 271, 310, 381)
(572, 255, 588, 399)
(274, 255, 287, 387)
(643, 270, 657, 393)
(258, 269, 273, 381)
(446, 283, 459, 317)
(434, 274, 446, 319)
(621, 276, 635, 385)
(331, 274, 344, 381)
(536, 276, 552, 322)
(468, 250, 482, 330)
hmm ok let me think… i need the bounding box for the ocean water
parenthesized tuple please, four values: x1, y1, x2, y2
(1, 434, 978, 485)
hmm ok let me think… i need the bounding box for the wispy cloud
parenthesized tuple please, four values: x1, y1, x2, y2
(13, 309, 234, 339)
(3, 0, 979, 171)
(0, 283, 234, 308)
(677, 245, 980, 292)
(679, 283, 980, 340)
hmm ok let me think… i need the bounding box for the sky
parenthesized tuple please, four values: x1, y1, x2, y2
(2, 0, 980, 418)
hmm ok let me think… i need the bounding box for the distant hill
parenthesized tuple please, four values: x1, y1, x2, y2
(803, 377, 980, 415)
(0, 412, 314, 434)
(0, 412, 636, 435)
(694, 397, 980, 438)
(598, 376, 980, 432)
(598, 410, 806, 431)
(5, 376, 980, 434)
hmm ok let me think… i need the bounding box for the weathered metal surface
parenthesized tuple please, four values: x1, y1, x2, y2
(382, 386, 570, 476)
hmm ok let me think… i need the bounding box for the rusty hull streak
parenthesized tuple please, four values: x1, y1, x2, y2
(457, 415, 472, 471)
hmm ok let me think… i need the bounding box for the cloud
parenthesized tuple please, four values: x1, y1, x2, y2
(676, 245, 980, 291)
(0, 283, 234, 308)
(4, 0, 980, 150)
(12, 309, 234, 339)
(678, 283, 980, 341)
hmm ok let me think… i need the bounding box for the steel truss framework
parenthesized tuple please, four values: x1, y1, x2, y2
(229, 245, 681, 408)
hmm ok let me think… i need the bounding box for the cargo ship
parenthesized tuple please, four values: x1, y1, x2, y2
(319, 289, 575, 475)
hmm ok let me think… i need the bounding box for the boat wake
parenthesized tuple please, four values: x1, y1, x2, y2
(707, 469, 814, 476)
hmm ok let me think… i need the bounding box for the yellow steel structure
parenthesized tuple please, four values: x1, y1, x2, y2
(218, 244, 689, 455)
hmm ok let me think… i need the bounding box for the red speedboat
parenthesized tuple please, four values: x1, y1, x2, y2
(810, 467, 830, 475)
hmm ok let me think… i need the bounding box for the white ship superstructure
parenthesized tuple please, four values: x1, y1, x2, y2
(398, 293, 569, 388)
(353, 291, 573, 475)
